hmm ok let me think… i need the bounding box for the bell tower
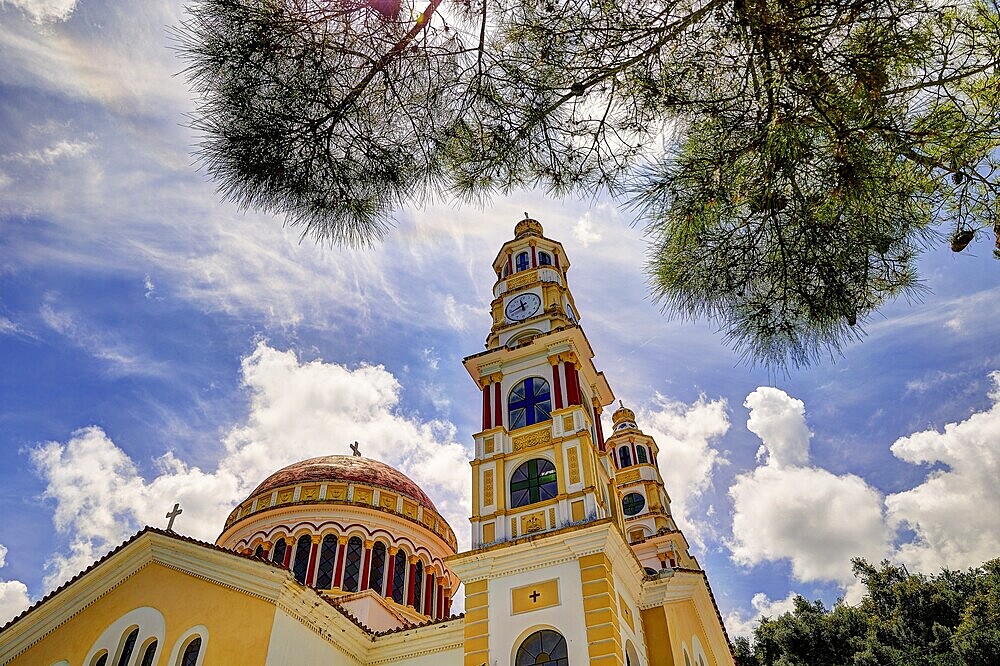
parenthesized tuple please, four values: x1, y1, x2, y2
(463, 216, 617, 548)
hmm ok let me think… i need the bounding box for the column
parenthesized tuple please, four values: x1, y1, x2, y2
(305, 535, 321, 586)
(261, 541, 272, 560)
(333, 536, 348, 588)
(360, 540, 373, 589)
(436, 578, 445, 619)
(406, 557, 418, 606)
(482, 383, 491, 430)
(594, 406, 606, 451)
(550, 356, 564, 410)
(281, 537, 293, 568)
(505, 252, 512, 275)
(385, 547, 398, 601)
(493, 381, 502, 429)
(530, 243, 537, 268)
(444, 588, 452, 616)
(423, 571, 434, 615)
(564, 360, 580, 405)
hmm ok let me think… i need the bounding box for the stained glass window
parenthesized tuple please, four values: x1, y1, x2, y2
(369, 542, 387, 595)
(619, 446, 632, 468)
(516, 251, 530, 272)
(115, 627, 138, 666)
(316, 534, 338, 589)
(253, 544, 264, 558)
(508, 377, 551, 430)
(538, 252, 552, 266)
(637, 446, 648, 464)
(271, 538, 287, 565)
(391, 550, 407, 604)
(93, 653, 108, 666)
(343, 536, 363, 592)
(138, 640, 157, 666)
(622, 493, 646, 516)
(181, 637, 201, 666)
(412, 560, 423, 611)
(510, 459, 558, 508)
(293, 534, 312, 584)
(515, 629, 568, 666)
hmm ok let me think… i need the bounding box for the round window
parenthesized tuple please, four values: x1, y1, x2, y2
(622, 492, 645, 516)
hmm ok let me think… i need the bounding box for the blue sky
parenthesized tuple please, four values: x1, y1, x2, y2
(2, 0, 1000, 637)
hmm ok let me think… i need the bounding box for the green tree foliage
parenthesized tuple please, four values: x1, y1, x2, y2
(176, 0, 1000, 367)
(734, 558, 1000, 665)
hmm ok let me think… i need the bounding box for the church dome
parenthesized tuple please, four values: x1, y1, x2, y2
(249, 455, 437, 512)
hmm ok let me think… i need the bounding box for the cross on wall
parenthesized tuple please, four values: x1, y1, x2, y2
(529, 590, 541, 602)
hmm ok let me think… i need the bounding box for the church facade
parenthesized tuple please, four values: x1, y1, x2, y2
(0, 219, 734, 666)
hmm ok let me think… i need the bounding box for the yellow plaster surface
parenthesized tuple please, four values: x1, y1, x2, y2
(510, 579, 559, 614)
(10, 562, 277, 666)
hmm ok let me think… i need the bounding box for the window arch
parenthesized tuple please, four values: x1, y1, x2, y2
(636, 446, 648, 464)
(538, 251, 552, 266)
(619, 446, 632, 468)
(515, 251, 530, 272)
(391, 549, 407, 604)
(180, 637, 201, 666)
(138, 640, 158, 666)
(515, 629, 568, 666)
(292, 534, 312, 584)
(508, 377, 551, 430)
(114, 627, 139, 666)
(510, 459, 558, 508)
(253, 544, 264, 558)
(412, 560, 424, 611)
(622, 493, 645, 516)
(369, 541, 387, 595)
(343, 536, 364, 592)
(271, 538, 287, 566)
(91, 653, 109, 666)
(315, 534, 338, 589)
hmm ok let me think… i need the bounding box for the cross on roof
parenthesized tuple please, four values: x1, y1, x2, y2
(165, 503, 183, 531)
(350, 441, 361, 457)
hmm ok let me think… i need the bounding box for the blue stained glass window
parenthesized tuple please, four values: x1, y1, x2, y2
(619, 446, 632, 468)
(115, 627, 138, 666)
(343, 536, 363, 592)
(508, 378, 551, 430)
(181, 637, 201, 666)
(369, 542, 387, 595)
(412, 560, 423, 611)
(538, 252, 552, 266)
(637, 446, 648, 464)
(391, 550, 407, 604)
(622, 493, 645, 516)
(515, 252, 530, 272)
(253, 544, 264, 558)
(293, 534, 312, 583)
(515, 629, 568, 666)
(138, 640, 157, 666)
(271, 538, 287, 565)
(510, 459, 558, 508)
(316, 534, 338, 589)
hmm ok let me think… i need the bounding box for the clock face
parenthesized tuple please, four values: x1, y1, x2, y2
(505, 293, 541, 321)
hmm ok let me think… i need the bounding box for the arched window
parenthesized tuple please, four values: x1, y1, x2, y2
(138, 640, 157, 666)
(619, 446, 632, 468)
(515, 629, 568, 666)
(622, 493, 646, 516)
(292, 534, 312, 584)
(502, 264, 510, 277)
(369, 542, 387, 595)
(115, 627, 138, 666)
(92, 653, 109, 666)
(391, 550, 407, 604)
(315, 535, 338, 589)
(343, 536, 363, 592)
(515, 251, 530, 272)
(412, 560, 424, 611)
(271, 538, 287, 566)
(180, 637, 201, 666)
(510, 459, 558, 508)
(253, 544, 264, 558)
(508, 378, 551, 430)
(538, 251, 552, 266)
(644, 567, 659, 576)
(636, 446, 648, 464)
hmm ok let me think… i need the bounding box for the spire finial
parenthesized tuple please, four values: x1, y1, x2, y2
(524, 211, 530, 219)
(350, 441, 361, 457)
(619, 400, 624, 409)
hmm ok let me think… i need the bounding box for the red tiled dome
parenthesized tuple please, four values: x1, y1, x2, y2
(249, 455, 437, 511)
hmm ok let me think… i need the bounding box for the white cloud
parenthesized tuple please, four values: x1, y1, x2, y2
(3, 138, 92, 165)
(0, 544, 31, 626)
(32, 342, 472, 590)
(635, 394, 730, 548)
(573, 211, 603, 247)
(728, 387, 891, 587)
(724, 590, 800, 638)
(885, 371, 1000, 573)
(3, 0, 78, 23)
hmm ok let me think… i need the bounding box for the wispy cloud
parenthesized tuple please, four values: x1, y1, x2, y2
(3, 0, 79, 23)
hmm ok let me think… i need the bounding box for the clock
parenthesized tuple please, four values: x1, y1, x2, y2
(505, 293, 541, 321)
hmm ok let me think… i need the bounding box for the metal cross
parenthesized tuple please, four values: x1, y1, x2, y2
(350, 441, 361, 457)
(529, 590, 541, 602)
(165, 503, 183, 531)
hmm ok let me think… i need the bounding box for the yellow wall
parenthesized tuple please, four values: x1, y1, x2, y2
(11, 563, 278, 666)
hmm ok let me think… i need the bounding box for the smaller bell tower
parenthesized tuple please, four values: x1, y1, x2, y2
(608, 403, 700, 573)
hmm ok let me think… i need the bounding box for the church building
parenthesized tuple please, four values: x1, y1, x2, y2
(0, 218, 734, 666)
